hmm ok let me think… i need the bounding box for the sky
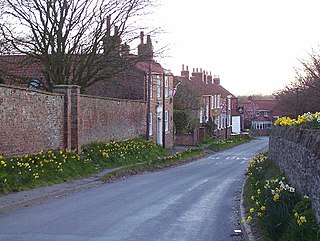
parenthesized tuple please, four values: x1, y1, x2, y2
(143, 0, 320, 96)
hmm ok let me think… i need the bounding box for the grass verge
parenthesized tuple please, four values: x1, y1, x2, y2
(242, 152, 320, 241)
(0, 138, 168, 194)
(206, 135, 253, 151)
(101, 148, 204, 182)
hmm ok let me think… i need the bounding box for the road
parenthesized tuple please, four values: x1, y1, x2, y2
(0, 137, 268, 241)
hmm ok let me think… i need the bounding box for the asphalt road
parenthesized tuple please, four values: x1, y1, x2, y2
(0, 137, 269, 241)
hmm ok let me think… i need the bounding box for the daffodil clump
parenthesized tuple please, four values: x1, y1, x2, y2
(81, 139, 167, 168)
(0, 139, 168, 194)
(243, 152, 319, 241)
(0, 149, 94, 193)
(274, 112, 320, 129)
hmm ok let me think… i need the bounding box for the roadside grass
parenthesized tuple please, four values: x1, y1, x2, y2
(0, 134, 251, 195)
(243, 152, 320, 241)
(0, 139, 168, 194)
(100, 148, 203, 182)
(206, 135, 253, 151)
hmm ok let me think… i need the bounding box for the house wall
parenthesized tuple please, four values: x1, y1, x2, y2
(0, 84, 148, 157)
(0, 85, 65, 157)
(269, 126, 320, 223)
(79, 95, 147, 146)
(148, 73, 174, 148)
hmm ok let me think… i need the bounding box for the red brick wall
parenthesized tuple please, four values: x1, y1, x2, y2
(79, 95, 147, 146)
(0, 85, 65, 157)
(0, 84, 148, 157)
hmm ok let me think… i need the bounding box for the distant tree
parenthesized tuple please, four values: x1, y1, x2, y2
(173, 78, 202, 133)
(0, 0, 157, 91)
(275, 49, 320, 116)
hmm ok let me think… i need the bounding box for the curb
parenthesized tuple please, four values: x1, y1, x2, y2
(240, 176, 255, 241)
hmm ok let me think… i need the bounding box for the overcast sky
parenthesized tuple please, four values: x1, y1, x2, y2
(144, 0, 320, 96)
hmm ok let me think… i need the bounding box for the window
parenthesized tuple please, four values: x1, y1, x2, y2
(156, 75, 161, 99)
(165, 76, 169, 98)
(228, 97, 231, 110)
(251, 121, 273, 130)
(199, 107, 203, 124)
(256, 111, 260, 117)
(149, 113, 153, 135)
(149, 77, 153, 99)
(214, 95, 217, 109)
(264, 111, 269, 117)
(165, 110, 169, 132)
(217, 94, 221, 108)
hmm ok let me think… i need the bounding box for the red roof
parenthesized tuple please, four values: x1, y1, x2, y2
(135, 61, 164, 73)
(178, 75, 235, 98)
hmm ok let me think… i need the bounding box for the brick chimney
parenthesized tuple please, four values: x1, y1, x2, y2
(181, 64, 190, 79)
(138, 31, 154, 60)
(207, 71, 213, 83)
(192, 68, 204, 81)
(213, 75, 220, 85)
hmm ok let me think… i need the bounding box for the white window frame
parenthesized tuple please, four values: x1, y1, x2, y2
(149, 77, 153, 100)
(156, 75, 161, 99)
(165, 110, 169, 132)
(149, 113, 153, 135)
(165, 76, 169, 99)
(217, 94, 221, 109)
(264, 111, 269, 117)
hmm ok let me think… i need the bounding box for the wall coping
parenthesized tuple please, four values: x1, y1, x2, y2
(80, 94, 147, 104)
(0, 84, 64, 97)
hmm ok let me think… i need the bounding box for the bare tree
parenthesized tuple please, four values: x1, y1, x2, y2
(275, 49, 320, 115)
(0, 0, 157, 91)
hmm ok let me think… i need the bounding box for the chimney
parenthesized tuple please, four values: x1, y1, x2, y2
(181, 64, 190, 79)
(213, 75, 220, 85)
(192, 67, 204, 81)
(137, 32, 154, 60)
(204, 70, 207, 83)
(207, 71, 213, 83)
(106, 15, 111, 37)
(140, 31, 144, 43)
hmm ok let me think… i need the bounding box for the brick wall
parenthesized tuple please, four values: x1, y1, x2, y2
(0, 85, 65, 157)
(0, 84, 148, 157)
(79, 95, 147, 146)
(269, 126, 320, 223)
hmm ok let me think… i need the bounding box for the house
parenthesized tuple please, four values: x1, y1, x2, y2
(87, 31, 174, 148)
(175, 65, 237, 140)
(0, 29, 174, 148)
(238, 97, 292, 135)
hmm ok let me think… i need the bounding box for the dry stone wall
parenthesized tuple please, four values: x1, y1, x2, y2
(269, 126, 320, 222)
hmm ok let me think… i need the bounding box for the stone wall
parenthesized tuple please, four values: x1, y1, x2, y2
(0, 85, 65, 157)
(269, 126, 320, 222)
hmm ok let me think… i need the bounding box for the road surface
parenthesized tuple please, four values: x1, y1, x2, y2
(0, 137, 268, 241)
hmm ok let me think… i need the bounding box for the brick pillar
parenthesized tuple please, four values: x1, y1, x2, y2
(53, 85, 80, 151)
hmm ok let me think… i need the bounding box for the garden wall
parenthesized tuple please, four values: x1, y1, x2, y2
(0, 85, 65, 157)
(79, 95, 147, 146)
(0, 84, 147, 157)
(269, 126, 320, 222)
